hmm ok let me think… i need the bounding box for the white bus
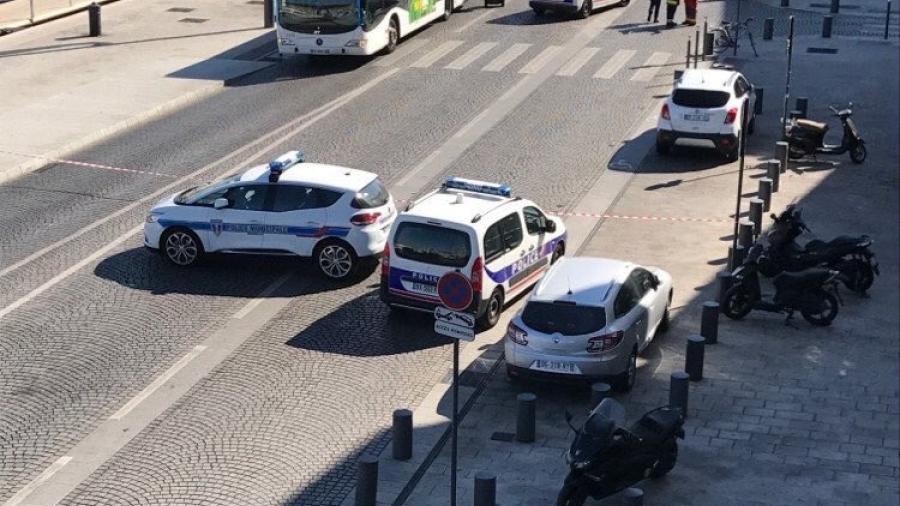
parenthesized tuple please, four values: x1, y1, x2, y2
(274, 0, 464, 57)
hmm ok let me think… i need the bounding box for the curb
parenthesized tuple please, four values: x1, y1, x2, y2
(0, 0, 121, 35)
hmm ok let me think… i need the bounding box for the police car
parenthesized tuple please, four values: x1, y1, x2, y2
(144, 151, 396, 280)
(380, 177, 567, 329)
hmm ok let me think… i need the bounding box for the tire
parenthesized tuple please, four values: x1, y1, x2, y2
(722, 285, 754, 320)
(551, 242, 565, 264)
(800, 289, 839, 326)
(725, 132, 741, 162)
(577, 0, 592, 19)
(556, 479, 589, 506)
(614, 347, 637, 392)
(442, 0, 452, 21)
(383, 17, 399, 54)
(314, 240, 358, 281)
(657, 292, 672, 334)
(656, 140, 672, 155)
(850, 142, 867, 164)
(850, 261, 875, 293)
(650, 438, 678, 478)
(478, 288, 505, 330)
(160, 228, 204, 267)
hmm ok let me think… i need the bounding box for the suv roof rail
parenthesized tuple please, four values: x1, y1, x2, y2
(471, 196, 521, 223)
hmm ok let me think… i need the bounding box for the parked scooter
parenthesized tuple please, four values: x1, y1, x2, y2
(557, 399, 685, 506)
(784, 102, 866, 163)
(761, 205, 878, 294)
(723, 243, 843, 326)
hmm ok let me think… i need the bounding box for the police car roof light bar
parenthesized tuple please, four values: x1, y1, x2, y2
(443, 177, 511, 198)
(268, 150, 304, 182)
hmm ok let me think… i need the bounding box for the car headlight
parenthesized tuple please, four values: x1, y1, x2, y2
(145, 214, 159, 223)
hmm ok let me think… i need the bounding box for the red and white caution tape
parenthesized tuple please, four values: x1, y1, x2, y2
(1, 149, 176, 178)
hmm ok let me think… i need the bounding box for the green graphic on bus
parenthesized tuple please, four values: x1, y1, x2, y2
(408, 0, 436, 22)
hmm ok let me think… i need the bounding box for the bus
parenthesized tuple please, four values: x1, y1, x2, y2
(274, 0, 465, 57)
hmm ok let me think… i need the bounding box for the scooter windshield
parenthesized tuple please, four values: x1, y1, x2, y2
(573, 399, 626, 455)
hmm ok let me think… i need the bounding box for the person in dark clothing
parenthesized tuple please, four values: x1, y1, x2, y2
(647, 0, 661, 22)
(665, 0, 680, 27)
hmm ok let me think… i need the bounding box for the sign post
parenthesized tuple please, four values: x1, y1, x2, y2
(434, 272, 475, 506)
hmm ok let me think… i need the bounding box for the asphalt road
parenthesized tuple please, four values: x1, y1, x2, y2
(0, 0, 749, 503)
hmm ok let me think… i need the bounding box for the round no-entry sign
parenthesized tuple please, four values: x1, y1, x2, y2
(437, 272, 473, 311)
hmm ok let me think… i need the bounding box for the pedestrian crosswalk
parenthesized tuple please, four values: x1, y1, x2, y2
(387, 39, 670, 80)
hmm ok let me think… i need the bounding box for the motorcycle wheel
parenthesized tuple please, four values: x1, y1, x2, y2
(800, 289, 839, 326)
(650, 438, 678, 478)
(556, 482, 589, 506)
(844, 260, 875, 294)
(850, 143, 867, 164)
(722, 286, 754, 320)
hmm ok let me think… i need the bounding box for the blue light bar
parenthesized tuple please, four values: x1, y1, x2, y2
(443, 177, 511, 198)
(268, 150, 304, 182)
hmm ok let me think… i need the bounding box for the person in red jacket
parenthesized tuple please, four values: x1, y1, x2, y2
(683, 0, 697, 25)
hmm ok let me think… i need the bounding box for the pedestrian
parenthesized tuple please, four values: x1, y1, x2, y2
(648, 0, 661, 22)
(682, 0, 697, 25)
(665, 0, 680, 27)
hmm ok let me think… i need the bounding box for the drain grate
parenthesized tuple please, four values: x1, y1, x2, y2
(807, 47, 839, 53)
(179, 17, 209, 23)
(166, 7, 194, 12)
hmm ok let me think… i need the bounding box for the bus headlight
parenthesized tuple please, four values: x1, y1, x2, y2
(344, 39, 367, 49)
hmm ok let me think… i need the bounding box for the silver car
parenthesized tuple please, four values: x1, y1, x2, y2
(505, 257, 673, 391)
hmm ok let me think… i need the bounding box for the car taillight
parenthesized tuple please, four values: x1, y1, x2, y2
(506, 322, 528, 345)
(586, 331, 624, 353)
(351, 212, 381, 226)
(724, 107, 738, 124)
(660, 103, 670, 120)
(471, 256, 483, 295)
(381, 244, 390, 276)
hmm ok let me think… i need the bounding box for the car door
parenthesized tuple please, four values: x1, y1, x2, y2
(264, 185, 341, 256)
(519, 205, 553, 280)
(207, 183, 271, 252)
(734, 75, 753, 125)
(612, 274, 649, 351)
(483, 213, 525, 295)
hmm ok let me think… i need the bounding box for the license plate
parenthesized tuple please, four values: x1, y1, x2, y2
(410, 282, 437, 296)
(310, 48, 330, 54)
(530, 360, 580, 375)
(684, 113, 710, 121)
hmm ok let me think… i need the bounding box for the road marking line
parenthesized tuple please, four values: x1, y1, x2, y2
(109, 345, 207, 420)
(373, 37, 431, 67)
(2, 456, 72, 506)
(0, 69, 398, 281)
(630, 51, 671, 82)
(409, 40, 464, 68)
(593, 49, 635, 79)
(453, 9, 495, 32)
(481, 43, 531, 72)
(232, 272, 293, 319)
(518, 45, 562, 74)
(445, 42, 497, 69)
(555, 46, 600, 76)
(0, 149, 173, 178)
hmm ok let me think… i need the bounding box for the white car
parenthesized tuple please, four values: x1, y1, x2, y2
(144, 151, 396, 280)
(530, 0, 629, 18)
(505, 257, 673, 391)
(656, 68, 757, 161)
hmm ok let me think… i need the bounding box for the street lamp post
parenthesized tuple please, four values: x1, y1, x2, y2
(781, 16, 796, 140)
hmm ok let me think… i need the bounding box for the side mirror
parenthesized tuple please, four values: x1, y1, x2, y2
(214, 198, 229, 210)
(652, 275, 661, 289)
(770, 213, 777, 220)
(545, 220, 557, 233)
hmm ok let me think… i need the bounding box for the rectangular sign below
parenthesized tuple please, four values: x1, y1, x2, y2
(434, 306, 475, 328)
(434, 320, 475, 342)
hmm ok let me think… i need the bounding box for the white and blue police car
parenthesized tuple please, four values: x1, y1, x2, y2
(144, 151, 396, 280)
(380, 177, 567, 329)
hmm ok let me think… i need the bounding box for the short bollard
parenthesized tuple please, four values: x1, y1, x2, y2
(775, 141, 790, 174)
(754, 87, 764, 114)
(830, 0, 840, 13)
(685, 335, 705, 381)
(765, 158, 781, 192)
(763, 18, 775, 40)
(701, 301, 720, 344)
(749, 198, 764, 236)
(716, 271, 733, 304)
(795, 97, 809, 119)
(264, 0, 274, 27)
(738, 219, 754, 248)
(392, 409, 413, 461)
(516, 393, 536, 443)
(474, 472, 497, 506)
(669, 371, 690, 418)
(590, 382, 612, 408)
(758, 177, 773, 212)
(886, 0, 892, 40)
(88, 2, 101, 37)
(728, 244, 746, 271)
(703, 32, 715, 56)
(674, 69, 684, 82)
(356, 455, 379, 506)
(622, 487, 645, 506)
(823, 15, 834, 38)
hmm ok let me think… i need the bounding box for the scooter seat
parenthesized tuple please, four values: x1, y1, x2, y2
(629, 407, 683, 444)
(773, 268, 833, 290)
(795, 119, 828, 133)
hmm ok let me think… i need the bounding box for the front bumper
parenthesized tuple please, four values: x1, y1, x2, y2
(529, 0, 580, 13)
(657, 129, 738, 153)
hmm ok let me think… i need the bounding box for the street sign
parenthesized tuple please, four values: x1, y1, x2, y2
(434, 307, 475, 342)
(437, 272, 473, 311)
(434, 306, 475, 328)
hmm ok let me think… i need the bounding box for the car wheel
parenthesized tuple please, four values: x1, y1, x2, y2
(614, 347, 637, 392)
(383, 17, 399, 54)
(315, 240, 358, 281)
(478, 288, 504, 330)
(726, 133, 741, 162)
(577, 0, 592, 18)
(656, 139, 672, 155)
(161, 228, 204, 267)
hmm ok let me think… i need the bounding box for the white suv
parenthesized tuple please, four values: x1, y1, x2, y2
(656, 69, 757, 161)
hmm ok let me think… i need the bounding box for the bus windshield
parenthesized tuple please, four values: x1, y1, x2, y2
(280, 0, 361, 34)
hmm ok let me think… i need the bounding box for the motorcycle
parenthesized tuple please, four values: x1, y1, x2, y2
(723, 243, 844, 326)
(762, 205, 878, 295)
(784, 103, 866, 163)
(557, 398, 685, 506)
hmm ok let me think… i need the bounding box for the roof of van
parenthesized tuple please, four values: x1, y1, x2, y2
(239, 162, 376, 192)
(402, 189, 520, 228)
(530, 257, 632, 306)
(676, 69, 738, 92)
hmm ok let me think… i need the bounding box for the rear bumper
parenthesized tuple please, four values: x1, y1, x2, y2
(529, 0, 580, 13)
(657, 129, 738, 152)
(379, 278, 487, 317)
(504, 341, 630, 380)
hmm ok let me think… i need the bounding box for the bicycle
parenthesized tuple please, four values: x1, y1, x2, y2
(712, 17, 759, 57)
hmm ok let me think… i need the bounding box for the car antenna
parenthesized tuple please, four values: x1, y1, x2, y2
(566, 270, 574, 296)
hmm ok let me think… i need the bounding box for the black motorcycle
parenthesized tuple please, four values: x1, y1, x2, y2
(723, 243, 843, 326)
(784, 103, 866, 163)
(557, 399, 685, 506)
(763, 205, 878, 294)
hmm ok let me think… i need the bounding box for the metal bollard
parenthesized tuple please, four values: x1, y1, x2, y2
(754, 87, 764, 115)
(765, 158, 781, 192)
(886, 0, 892, 40)
(590, 382, 611, 408)
(264, 0, 274, 27)
(674, 69, 684, 82)
(685, 335, 705, 381)
(355, 455, 379, 506)
(716, 271, 733, 304)
(775, 141, 790, 174)
(392, 409, 413, 461)
(758, 178, 773, 212)
(669, 371, 690, 418)
(703, 32, 715, 56)
(831, 0, 840, 13)
(795, 97, 809, 119)
(738, 219, 754, 248)
(622, 487, 645, 506)
(763, 18, 775, 40)
(822, 15, 833, 37)
(686, 39, 692, 69)
(88, 2, 101, 37)
(749, 198, 764, 236)
(474, 472, 497, 506)
(701, 301, 720, 344)
(728, 244, 746, 271)
(516, 393, 536, 443)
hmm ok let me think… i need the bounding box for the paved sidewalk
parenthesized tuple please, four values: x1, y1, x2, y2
(0, 0, 275, 184)
(1, 0, 109, 32)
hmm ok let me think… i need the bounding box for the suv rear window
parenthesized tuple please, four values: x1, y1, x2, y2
(393, 222, 471, 268)
(353, 179, 389, 209)
(672, 89, 730, 108)
(521, 301, 606, 336)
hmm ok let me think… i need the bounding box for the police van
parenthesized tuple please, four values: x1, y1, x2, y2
(380, 177, 567, 329)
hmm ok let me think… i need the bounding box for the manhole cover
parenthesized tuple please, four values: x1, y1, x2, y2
(179, 17, 209, 23)
(807, 47, 839, 53)
(166, 7, 194, 12)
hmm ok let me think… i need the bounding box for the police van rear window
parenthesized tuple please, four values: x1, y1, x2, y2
(672, 89, 730, 108)
(394, 222, 471, 268)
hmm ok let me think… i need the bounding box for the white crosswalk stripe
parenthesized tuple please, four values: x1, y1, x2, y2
(481, 43, 532, 72)
(445, 42, 498, 69)
(593, 49, 636, 79)
(630, 51, 671, 82)
(556, 46, 601, 77)
(519, 45, 563, 74)
(409, 40, 464, 68)
(373, 38, 432, 67)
